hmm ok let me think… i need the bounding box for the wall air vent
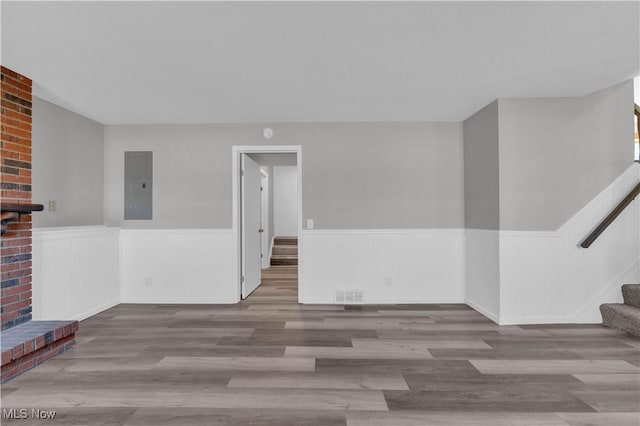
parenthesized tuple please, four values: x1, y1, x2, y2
(335, 289, 364, 304)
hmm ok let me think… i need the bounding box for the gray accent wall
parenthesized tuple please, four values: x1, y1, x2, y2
(499, 80, 634, 231)
(104, 122, 464, 229)
(463, 100, 500, 230)
(32, 97, 105, 227)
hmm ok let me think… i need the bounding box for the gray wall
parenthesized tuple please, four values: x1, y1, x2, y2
(32, 97, 105, 227)
(463, 100, 500, 230)
(499, 80, 634, 230)
(104, 122, 464, 229)
(35, 78, 631, 232)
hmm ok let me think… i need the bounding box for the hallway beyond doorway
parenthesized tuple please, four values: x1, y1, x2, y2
(242, 236, 299, 304)
(245, 265, 298, 304)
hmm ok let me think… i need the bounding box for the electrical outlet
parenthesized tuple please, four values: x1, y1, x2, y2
(48, 200, 57, 212)
(385, 277, 393, 287)
(307, 219, 314, 229)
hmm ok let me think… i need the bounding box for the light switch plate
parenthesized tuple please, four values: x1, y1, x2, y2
(48, 200, 57, 212)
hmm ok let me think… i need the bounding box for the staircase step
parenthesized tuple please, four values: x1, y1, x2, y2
(272, 246, 298, 256)
(600, 303, 640, 337)
(622, 284, 640, 308)
(271, 255, 298, 266)
(274, 237, 297, 246)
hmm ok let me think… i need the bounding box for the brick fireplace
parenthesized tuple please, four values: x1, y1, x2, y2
(1, 66, 35, 330)
(1, 66, 78, 382)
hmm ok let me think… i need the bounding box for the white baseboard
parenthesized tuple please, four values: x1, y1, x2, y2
(119, 297, 237, 304)
(572, 259, 640, 323)
(72, 299, 120, 321)
(365, 297, 465, 304)
(498, 314, 576, 326)
(465, 298, 500, 324)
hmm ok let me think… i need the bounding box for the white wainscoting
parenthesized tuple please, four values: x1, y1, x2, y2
(464, 229, 500, 323)
(32, 226, 120, 321)
(120, 229, 236, 304)
(299, 229, 465, 304)
(499, 163, 640, 324)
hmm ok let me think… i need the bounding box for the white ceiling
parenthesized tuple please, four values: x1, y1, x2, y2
(1, 1, 638, 124)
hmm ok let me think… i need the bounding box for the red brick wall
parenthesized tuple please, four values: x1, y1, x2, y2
(1, 66, 33, 331)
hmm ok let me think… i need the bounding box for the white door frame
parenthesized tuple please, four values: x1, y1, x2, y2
(240, 154, 262, 299)
(260, 169, 271, 269)
(232, 145, 303, 303)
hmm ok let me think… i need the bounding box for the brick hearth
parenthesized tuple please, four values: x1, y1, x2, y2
(1, 320, 78, 382)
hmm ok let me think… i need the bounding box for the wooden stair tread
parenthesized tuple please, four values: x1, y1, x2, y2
(274, 237, 298, 246)
(272, 248, 298, 255)
(271, 257, 298, 265)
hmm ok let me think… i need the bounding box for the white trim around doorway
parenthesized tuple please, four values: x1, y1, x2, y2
(231, 145, 303, 303)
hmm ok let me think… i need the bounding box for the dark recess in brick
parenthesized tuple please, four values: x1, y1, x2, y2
(1, 278, 19, 289)
(3, 159, 31, 170)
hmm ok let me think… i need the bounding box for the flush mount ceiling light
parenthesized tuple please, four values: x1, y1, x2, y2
(263, 128, 274, 140)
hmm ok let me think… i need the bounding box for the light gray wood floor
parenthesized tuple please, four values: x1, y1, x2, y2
(2, 265, 639, 425)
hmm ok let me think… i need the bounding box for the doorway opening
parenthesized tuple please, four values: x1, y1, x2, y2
(232, 146, 302, 302)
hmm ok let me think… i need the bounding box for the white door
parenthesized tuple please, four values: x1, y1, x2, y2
(241, 154, 262, 298)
